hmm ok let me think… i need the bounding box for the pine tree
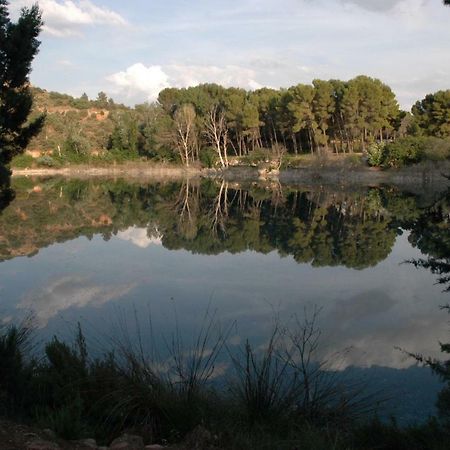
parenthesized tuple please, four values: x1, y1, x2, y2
(0, 0, 44, 166)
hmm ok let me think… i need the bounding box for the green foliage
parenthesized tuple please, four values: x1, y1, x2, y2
(36, 155, 59, 167)
(345, 153, 363, 167)
(18, 79, 448, 169)
(199, 146, 219, 168)
(10, 153, 34, 168)
(0, 321, 34, 416)
(1, 311, 450, 449)
(367, 142, 386, 166)
(412, 90, 450, 138)
(63, 130, 91, 156)
(0, 1, 45, 166)
(382, 137, 444, 167)
(422, 137, 450, 161)
(108, 111, 139, 157)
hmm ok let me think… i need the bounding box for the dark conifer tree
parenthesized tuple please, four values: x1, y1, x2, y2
(0, 1, 44, 166)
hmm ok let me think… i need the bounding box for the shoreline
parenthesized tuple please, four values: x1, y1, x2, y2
(11, 163, 450, 191)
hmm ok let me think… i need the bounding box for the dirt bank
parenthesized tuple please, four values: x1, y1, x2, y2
(12, 164, 203, 180)
(11, 162, 450, 192)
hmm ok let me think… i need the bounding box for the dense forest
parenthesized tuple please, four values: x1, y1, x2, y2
(16, 79, 450, 170)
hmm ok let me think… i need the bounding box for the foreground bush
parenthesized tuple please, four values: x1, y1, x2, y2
(1, 313, 449, 449)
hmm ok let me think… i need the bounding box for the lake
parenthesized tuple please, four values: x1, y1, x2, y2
(0, 176, 449, 424)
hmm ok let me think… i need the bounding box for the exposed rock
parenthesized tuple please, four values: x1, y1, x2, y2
(24, 432, 40, 441)
(42, 429, 56, 440)
(26, 440, 60, 450)
(79, 438, 97, 448)
(110, 434, 144, 450)
(183, 425, 217, 450)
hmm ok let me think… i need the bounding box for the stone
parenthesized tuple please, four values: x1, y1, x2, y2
(80, 438, 97, 448)
(24, 432, 40, 441)
(42, 429, 56, 440)
(183, 425, 215, 450)
(110, 434, 144, 450)
(26, 440, 60, 450)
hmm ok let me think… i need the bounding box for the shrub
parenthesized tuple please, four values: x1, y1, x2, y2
(422, 137, 450, 161)
(0, 321, 35, 416)
(381, 136, 450, 168)
(240, 148, 272, 165)
(10, 154, 35, 168)
(366, 142, 385, 167)
(199, 147, 219, 168)
(63, 132, 91, 157)
(381, 137, 426, 167)
(36, 155, 60, 167)
(345, 153, 363, 167)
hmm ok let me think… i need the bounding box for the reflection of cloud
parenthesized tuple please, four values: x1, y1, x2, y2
(116, 227, 162, 249)
(321, 290, 448, 370)
(18, 276, 135, 327)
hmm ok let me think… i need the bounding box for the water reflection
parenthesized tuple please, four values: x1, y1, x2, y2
(0, 177, 449, 422)
(2, 177, 445, 267)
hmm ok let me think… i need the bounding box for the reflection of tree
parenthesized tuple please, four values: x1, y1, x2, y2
(0, 167, 14, 214)
(405, 188, 450, 424)
(1, 178, 444, 271)
(408, 188, 450, 291)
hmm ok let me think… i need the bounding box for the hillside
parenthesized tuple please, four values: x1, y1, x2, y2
(26, 87, 132, 158)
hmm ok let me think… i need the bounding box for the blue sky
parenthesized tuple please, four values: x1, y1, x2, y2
(11, 0, 450, 109)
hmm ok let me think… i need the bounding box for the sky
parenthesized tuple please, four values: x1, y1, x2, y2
(9, 0, 450, 109)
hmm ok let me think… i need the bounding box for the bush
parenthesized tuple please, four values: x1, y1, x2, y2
(199, 147, 219, 168)
(366, 142, 385, 167)
(10, 154, 35, 168)
(382, 137, 427, 168)
(380, 136, 450, 168)
(238, 149, 271, 165)
(63, 133, 91, 157)
(36, 155, 60, 167)
(345, 153, 363, 167)
(0, 321, 34, 416)
(422, 137, 450, 161)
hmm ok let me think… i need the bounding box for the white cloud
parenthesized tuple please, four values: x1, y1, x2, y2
(106, 63, 263, 103)
(341, 0, 408, 11)
(106, 64, 170, 103)
(18, 276, 135, 326)
(13, 0, 127, 37)
(167, 64, 262, 91)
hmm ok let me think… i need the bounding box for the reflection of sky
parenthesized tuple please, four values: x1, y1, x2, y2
(0, 224, 448, 422)
(0, 227, 447, 367)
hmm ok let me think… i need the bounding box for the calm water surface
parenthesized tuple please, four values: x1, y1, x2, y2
(0, 177, 449, 423)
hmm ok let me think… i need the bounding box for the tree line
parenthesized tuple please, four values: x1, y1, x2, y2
(135, 77, 402, 166)
(103, 80, 448, 169)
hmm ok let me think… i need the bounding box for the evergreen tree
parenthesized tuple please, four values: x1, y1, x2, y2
(0, 1, 44, 166)
(412, 90, 450, 138)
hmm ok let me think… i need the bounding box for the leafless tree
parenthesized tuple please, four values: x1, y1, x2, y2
(204, 105, 229, 168)
(173, 104, 197, 167)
